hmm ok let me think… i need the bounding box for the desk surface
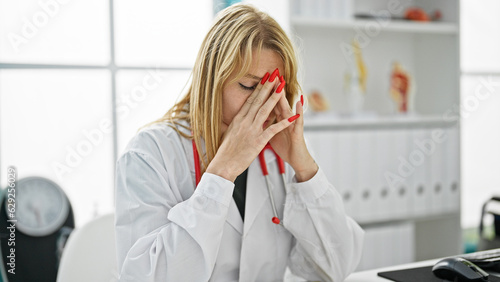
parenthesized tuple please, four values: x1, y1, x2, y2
(346, 258, 500, 282)
(345, 259, 440, 281)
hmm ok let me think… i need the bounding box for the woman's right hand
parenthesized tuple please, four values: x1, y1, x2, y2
(206, 71, 296, 182)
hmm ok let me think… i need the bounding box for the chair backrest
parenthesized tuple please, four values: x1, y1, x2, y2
(56, 213, 118, 282)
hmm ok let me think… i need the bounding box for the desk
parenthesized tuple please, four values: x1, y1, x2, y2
(345, 259, 439, 281)
(346, 258, 500, 281)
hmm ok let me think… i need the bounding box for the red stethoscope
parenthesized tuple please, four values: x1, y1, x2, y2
(192, 140, 286, 225)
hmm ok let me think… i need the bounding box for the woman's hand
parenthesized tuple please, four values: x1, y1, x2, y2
(206, 71, 297, 182)
(269, 76, 319, 182)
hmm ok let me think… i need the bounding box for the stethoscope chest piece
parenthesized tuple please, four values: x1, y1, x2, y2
(272, 217, 280, 225)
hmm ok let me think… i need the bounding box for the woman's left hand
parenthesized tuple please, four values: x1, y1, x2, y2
(269, 81, 318, 182)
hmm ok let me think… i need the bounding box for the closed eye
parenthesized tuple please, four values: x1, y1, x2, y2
(239, 83, 257, 91)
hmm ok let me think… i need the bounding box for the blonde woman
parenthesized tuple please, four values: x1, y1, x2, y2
(115, 4, 364, 281)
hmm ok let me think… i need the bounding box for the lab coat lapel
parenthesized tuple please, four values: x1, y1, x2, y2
(243, 150, 276, 237)
(226, 198, 244, 234)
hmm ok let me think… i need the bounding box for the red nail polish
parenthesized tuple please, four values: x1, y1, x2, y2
(279, 75, 284, 83)
(288, 114, 300, 122)
(269, 68, 279, 82)
(260, 72, 270, 85)
(276, 81, 285, 93)
(300, 95, 304, 106)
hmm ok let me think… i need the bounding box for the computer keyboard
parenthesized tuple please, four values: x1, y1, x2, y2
(461, 248, 500, 269)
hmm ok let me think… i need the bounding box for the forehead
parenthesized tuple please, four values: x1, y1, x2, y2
(248, 48, 284, 75)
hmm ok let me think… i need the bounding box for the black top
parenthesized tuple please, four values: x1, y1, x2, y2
(232, 168, 248, 221)
(378, 266, 500, 282)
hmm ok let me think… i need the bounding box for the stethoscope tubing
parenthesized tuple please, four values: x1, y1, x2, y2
(264, 175, 280, 224)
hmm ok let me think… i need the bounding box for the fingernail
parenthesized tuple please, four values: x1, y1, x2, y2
(276, 81, 286, 93)
(260, 72, 270, 85)
(269, 68, 279, 82)
(288, 114, 300, 122)
(279, 75, 284, 83)
(300, 95, 304, 106)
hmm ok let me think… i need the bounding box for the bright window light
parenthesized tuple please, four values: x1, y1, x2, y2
(114, 0, 212, 67)
(116, 70, 191, 155)
(0, 69, 114, 227)
(0, 0, 110, 65)
(461, 0, 500, 73)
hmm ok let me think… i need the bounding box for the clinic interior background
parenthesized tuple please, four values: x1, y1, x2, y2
(0, 0, 499, 251)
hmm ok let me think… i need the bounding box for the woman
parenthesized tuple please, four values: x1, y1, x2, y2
(115, 4, 364, 281)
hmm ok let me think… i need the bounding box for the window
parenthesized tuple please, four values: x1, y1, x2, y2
(460, 0, 500, 228)
(0, 0, 212, 227)
(115, 70, 192, 154)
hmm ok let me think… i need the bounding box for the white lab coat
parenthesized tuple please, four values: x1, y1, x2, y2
(115, 120, 364, 282)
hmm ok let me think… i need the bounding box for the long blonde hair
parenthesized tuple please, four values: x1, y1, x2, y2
(141, 4, 301, 175)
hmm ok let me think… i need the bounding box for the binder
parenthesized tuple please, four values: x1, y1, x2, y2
(398, 222, 415, 264)
(305, 131, 326, 178)
(301, 0, 317, 17)
(304, 131, 319, 161)
(373, 129, 411, 220)
(307, 131, 341, 193)
(356, 130, 377, 222)
(444, 126, 460, 212)
(373, 224, 402, 268)
(337, 130, 358, 219)
(371, 226, 387, 269)
(327, 132, 343, 203)
(390, 129, 412, 219)
(430, 127, 446, 215)
(380, 226, 395, 267)
(324, 131, 339, 188)
(374, 129, 395, 220)
(357, 226, 376, 271)
(358, 223, 415, 271)
(411, 128, 432, 217)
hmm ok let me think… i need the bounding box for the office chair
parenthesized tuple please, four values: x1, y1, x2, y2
(478, 196, 500, 251)
(56, 213, 118, 282)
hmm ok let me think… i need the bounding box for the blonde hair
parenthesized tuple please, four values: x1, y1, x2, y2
(141, 4, 301, 175)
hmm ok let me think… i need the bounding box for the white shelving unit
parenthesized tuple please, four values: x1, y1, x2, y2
(292, 18, 458, 34)
(304, 114, 457, 129)
(289, 0, 461, 271)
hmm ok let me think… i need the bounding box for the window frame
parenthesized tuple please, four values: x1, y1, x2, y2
(0, 0, 193, 200)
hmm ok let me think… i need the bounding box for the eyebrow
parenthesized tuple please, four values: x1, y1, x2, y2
(244, 74, 261, 81)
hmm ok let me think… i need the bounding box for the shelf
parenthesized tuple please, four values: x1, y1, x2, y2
(292, 18, 458, 34)
(304, 114, 458, 130)
(290, 0, 461, 265)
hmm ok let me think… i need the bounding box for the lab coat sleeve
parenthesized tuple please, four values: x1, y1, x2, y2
(283, 167, 364, 282)
(115, 150, 234, 281)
